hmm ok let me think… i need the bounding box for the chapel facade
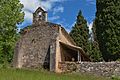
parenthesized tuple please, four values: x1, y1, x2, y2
(13, 7, 90, 72)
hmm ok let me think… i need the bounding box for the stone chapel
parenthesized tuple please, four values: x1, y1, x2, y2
(13, 7, 90, 72)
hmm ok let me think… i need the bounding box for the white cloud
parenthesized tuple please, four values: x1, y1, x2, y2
(49, 16, 60, 21)
(19, 0, 40, 27)
(53, 6, 64, 15)
(40, 1, 53, 10)
(86, 0, 96, 5)
(20, 0, 40, 12)
(39, 0, 66, 10)
(24, 11, 33, 20)
(87, 22, 93, 33)
(20, 0, 65, 12)
(49, 0, 65, 2)
(19, 0, 67, 28)
(87, 22, 94, 41)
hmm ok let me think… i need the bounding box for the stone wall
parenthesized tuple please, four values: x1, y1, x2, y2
(13, 22, 59, 69)
(59, 62, 120, 77)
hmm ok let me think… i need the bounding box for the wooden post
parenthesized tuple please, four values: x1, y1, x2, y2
(50, 44, 55, 72)
(78, 50, 81, 62)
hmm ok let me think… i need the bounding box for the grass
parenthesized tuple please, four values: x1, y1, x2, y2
(0, 68, 111, 80)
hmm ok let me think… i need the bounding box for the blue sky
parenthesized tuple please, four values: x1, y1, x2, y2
(18, 0, 96, 32)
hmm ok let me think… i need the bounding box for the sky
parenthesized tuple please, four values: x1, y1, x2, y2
(18, 0, 96, 32)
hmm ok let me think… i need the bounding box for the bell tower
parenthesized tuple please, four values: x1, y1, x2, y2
(33, 7, 47, 23)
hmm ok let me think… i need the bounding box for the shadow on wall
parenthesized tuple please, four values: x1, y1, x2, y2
(43, 46, 50, 70)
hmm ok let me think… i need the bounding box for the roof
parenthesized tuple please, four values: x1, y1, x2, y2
(34, 7, 47, 13)
(59, 41, 91, 61)
(40, 6, 46, 11)
(60, 27, 76, 45)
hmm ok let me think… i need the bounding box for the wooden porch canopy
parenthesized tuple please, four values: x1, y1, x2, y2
(59, 41, 91, 61)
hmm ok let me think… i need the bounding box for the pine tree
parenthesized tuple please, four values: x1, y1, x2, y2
(89, 21, 103, 62)
(95, 0, 120, 61)
(70, 10, 89, 55)
(0, 0, 24, 65)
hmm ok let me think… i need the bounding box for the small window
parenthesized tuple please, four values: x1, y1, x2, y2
(38, 12, 42, 16)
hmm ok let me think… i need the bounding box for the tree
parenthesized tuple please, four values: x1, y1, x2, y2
(89, 21, 103, 62)
(0, 0, 24, 65)
(89, 41, 103, 62)
(70, 10, 90, 55)
(95, 0, 120, 61)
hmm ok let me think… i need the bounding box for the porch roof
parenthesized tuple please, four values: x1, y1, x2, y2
(59, 41, 91, 61)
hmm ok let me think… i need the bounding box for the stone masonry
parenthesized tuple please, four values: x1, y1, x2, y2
(59, 62, 120, 77)
(13, 22, 59, 69)
(13, 7, 90, 72)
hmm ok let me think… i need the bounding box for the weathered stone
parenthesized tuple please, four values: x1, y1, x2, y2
(59, 62, 120, 77)
(13, 7, 90, 72)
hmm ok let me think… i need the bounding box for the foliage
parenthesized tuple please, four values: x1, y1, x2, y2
(70, 10, 90, 55)
(111, 75, 120, 80)
(89, 21, 103, 62)
(89, 41, 103, 62)
(0, 0, 24, 65)
(95, 0, 120, 61)
(69, 10, 103, 61)
(0, 68, 110, 80)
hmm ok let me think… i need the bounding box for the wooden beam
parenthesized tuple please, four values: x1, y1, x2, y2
(78, 50, 81, 62)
